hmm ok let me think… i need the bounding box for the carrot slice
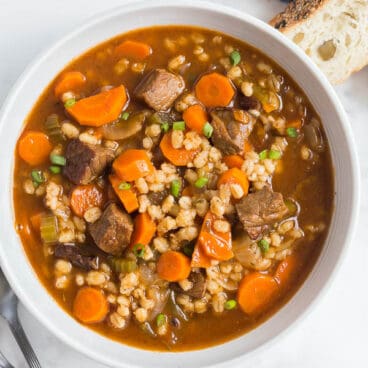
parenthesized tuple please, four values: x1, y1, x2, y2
(30, 212, 42, 233)
(224, 155, 244, 169)
(195, 72, 235, 108)
(112, 149, 154, 182)
(157, 251, 191, 282)
(237, 272, 279, 315)
(160, 132, 199, 166)
(73, 287, 108, 324)
(54, 71, 86, 98)
(70, 184, 104, 217)
(286, 119, 303, 129)
(244, 140, 253, 153)
(274, 254, 300, 287)
(183, 104, 208, 134)
(130, 212, 156, 247)
(217, 168, 249, 195)
(191, 243, 212, 268)
(109, 175, 139, 213)
(18, 131, 53, 166)
(67, 85, 128, 127)
(115, 40, 152, 60)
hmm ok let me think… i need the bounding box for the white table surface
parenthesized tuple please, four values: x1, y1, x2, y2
(0, 0, 367, 367)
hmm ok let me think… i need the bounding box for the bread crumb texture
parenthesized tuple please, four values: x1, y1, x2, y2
(270, 0, 368, 84)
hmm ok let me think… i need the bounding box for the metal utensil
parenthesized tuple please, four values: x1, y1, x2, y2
(0, 268, 42, 368)
(0, 350, 14, 368)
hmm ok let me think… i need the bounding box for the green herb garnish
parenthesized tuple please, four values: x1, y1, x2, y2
(202, 122, 213, 138)
(132, 243, 145, 258)
(258, 239, 270, 253)
(50, 154, 66, 166)
(118, 182, 131, 190)
(173, 121, 186, 131)
(171, 179, 181, 198)
(224, 299, 237, 310)
(64, 98, 76, 108)
(194, 177, 208, 189)
(286, 127, 298, 138)
(230, 50, 241, 66)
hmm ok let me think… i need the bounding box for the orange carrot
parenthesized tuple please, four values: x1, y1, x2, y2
(182, 186, 194, 197)
(18, 131, 53, 166)
(30, 212, 42, 232)
(274, 254, 300, 287)
(157, 251, 191, 282)
(244, 140, 253, 153)
(217, 168, 249, 196)
(109, 175, 139, 213)
(130, 212, 156, 247)
(195, 72, 235, 108)
(183, 104, 208, 134)
(66, 85, 128, 127)
(54, 71, 86, 98)
(112, 149, 154, 182)
(115, 40, 152, 60)
(286, 119, 303, 129)
(224, 155, 244, 169)
(160, 132, 199, 166)
(70, 184, 104, 217)
(237, 272, 279, 315)
(73, 287, 108, 324)
(191, 243, 212, 268)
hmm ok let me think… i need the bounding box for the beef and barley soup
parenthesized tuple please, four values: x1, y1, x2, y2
(13, 26, 333, 351)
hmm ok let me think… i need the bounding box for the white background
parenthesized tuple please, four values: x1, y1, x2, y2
(0, 0, 367, 367)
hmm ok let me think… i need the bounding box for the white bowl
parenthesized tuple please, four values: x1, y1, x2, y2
(0, 1, 360, 367)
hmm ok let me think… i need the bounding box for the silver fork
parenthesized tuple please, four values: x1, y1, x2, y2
(0, 268, 42, 368)
(0, 350, 14, 368)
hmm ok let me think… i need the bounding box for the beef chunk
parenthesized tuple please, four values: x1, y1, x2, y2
(134, 69, 185, 111)
(210, 108, 256, 155)
(89, 203, 133, 255)
(54, 243, 99, 271)
(170, 271, 206, 299)
(63, 139, 114, 185)
(235, 187, 288, 240)
(238, 95, 261, 111)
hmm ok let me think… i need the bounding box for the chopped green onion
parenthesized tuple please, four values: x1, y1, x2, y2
(64, 98, 76, 108)
(118, 182, 131, 190)
(156, 313, 166, 327)
(49, 166, 61, 174)
(258, 239, 270, 253)
(171, 179, 181, 198)
(50, 154, 66, 166)
(40, 213, 58, 244)
(31, 170, 45, 184)
(259, 150, 268, 160)
(230, 50, 241, 66)
(110, 258, 137, 273)
(269, 149, 281, 160)
(224, 299, 237, 310)
(183, 242, 195, 257)
(132, 243, 145, 258)
(202, 122, 213, 138)
(173, 121, 186, 131)
(194, 177, 208, 189)
(121, 112, 130, 120)
(161, 122, 170, 133)
(286, 127, 298, 138)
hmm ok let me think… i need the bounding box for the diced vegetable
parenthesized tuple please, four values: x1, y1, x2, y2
(31, 170, 45, 185)
(157, 251, 191, 282)
(268, 149, 281, 160)
(171, 179, 181, 198)
(40, 213, 58, 244)
(18, 131, 53, 166)
(110, 258, 137, 273)
(217, 168, 249, 196)
(237, 272, 279, 315)
(130, 212, 156, 247)
(113, 149, 154, 182)
(286, 127, 298, 138)
(259, 150, 268, 160)
(168, 290, 188, 321)
(304, 119, 325, 152)
(258, 238, 270, 253)
(202, 122, 213, 138)
(118, 182, 131, 190)
(121, 112, 130, 120)
(195, 72, 235, 108)
(191, 241, 212, 268)
(230, 50, 241, 65)
(54, 71, 86, 98)
(140, 322, 157, 337)
(109, 175, 139, 213)
(183, 242, 195, 257)
(70, 184, 104, 217)
(66, 85, 128, 127)
(194, 177, 208, 188)
(182, 104, 208, 134)
(223, 155, 244, 169)
(224, 299, 237, 310)
(50, 154, 66, 166)
(161, 122, 170, 133)
(160, 132, 199, 166)
(274, 254, 300, 287)
(30, 212, 42, 233)
(64, 98, 76, 108)
(132, 243, 145, 258)
(156, 313, 166, 327)
(73, 287, 108, 324)
(44, 114, 65, 143)
(115, 40, 152, 60)
(284, 198, 299, 215)
(253, 85, 281, 113)
(173, 121, 186, 131)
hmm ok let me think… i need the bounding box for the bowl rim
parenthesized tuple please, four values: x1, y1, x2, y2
(0, 1, 360, 367)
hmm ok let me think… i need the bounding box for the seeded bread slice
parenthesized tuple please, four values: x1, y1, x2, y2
(269, 0, 368, 84)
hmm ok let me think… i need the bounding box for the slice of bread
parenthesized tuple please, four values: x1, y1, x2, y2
(269, 0, 368, 84)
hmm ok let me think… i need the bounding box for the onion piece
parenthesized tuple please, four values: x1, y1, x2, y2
(147, 286, 170, 322)
(304, 118, 325, 152)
